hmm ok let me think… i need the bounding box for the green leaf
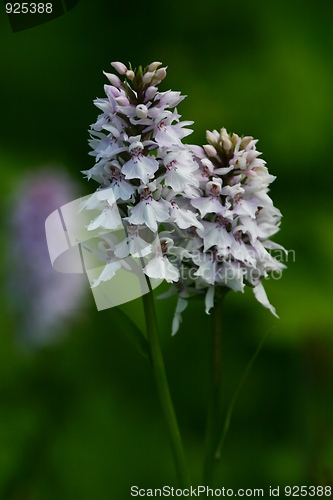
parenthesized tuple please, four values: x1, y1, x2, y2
(214, 328, 274, 459)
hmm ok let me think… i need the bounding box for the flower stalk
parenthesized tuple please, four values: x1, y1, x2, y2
(203, 290, 227, 485)
(142, 279, 191, 489)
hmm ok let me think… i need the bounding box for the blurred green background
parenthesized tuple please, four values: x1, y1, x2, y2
(1, 0, 333, 497)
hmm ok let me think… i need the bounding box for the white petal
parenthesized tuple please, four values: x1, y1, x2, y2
(217, 262, 245, 292)
(128, 201, 158, 232)
(91, 260, 122, 288)
(130, 236, 152, 258)
(87, 206, 122, 231)
(143, 256, 165, 280)
(205, 287, 215, 314)
(214, 165, 234, 175)
(197, 221, 233, 252)
(262, 240, 288, 255)
(171, 296, 188, 336)
(150, 199, 170, 223)
(110, 178, 135, 201)
(122, 155, 158, 182)
(79, 192, 102, 212)
(163, 259, 180, 283)
(128, 198, 169, 232)
(144, 256, 179, 283)
(171, 206, 203, 230)
(96, 186, 117, 204)
(115, 234, 152, 258)
(114, 239, 130, 258)
(253, 281, 279, 318)
(191, 196, 226, 217)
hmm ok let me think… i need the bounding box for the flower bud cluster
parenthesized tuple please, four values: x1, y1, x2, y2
(164, 128, 287, 332)
(82, 62, 286, 333)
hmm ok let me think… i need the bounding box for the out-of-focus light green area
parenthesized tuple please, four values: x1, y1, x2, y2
(1, 0, 333, 497)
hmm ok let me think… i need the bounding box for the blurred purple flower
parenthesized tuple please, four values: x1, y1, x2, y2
(8, 169, 86, 348)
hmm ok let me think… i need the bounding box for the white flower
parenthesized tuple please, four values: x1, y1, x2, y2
(191, 178, 227, 217)
(144, 255, 180, 283)
(122, 136, 159, 183)
(215, 261, 246, 293)
(87, 203, 122, 231)
(170, 201, 203, 230)
(161, 149, 199, 192)
(145, 109, 193, 147)
(114, 226, 152, 258)
(107, 165, 136, 201)
(192, 252, 217, 286)
(88, 131, 122, 164)
(91, 260, 122, 288)
(79, 183, 127, 213)
(197, 217, 233, 252)
(155, 90, 185, 109)
(127, 185, 170, 232)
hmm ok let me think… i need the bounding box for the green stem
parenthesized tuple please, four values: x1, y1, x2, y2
(203, 293, 225, 486)
(142, 283, 191, 489)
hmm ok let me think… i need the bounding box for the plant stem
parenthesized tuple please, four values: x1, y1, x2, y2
(142, 282, 191, 489)
(203, 292, 226, 486)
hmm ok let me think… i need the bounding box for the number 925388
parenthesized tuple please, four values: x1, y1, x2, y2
(6, 3, 53, 14)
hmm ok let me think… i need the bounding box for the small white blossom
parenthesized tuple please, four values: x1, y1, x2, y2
(87, 203, 122, 231)
(127, 184, 170, 232)
(122, 137, 159, 183)
(143, 238, 180, 283)
(114, 226, 152, 258)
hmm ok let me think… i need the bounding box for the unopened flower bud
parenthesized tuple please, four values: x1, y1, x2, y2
(206, 130, 219, 144)
(104, 85, 121, 98)
(240, 136, 253, 149)
(126, 70, 135, 81)
(222, 137, 232, 152)
(231, 133, 240, 145)
(148, 61, 162, 72)
(203, 144, 218, 157)
(103, 71, 122, 88)
(111, 61, 128, 75)
(115, 96, 130, 106)
(142, 71, 154, 84)
(152, 67, 167, 84)
(145, 86, 158, 100)
(245, 169, 257, 178)
(136, 104, 148, 119)
(246, 150, 259, 162)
